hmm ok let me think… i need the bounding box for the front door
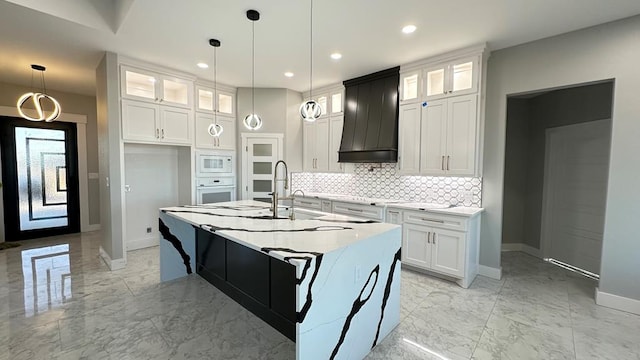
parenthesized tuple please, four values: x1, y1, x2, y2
(0, 117, 80, 240)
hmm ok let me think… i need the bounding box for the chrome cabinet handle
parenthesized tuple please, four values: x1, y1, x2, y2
(441, 156, 445, 170)
(161, 129, 165, 139)
(347, 208, 364, 212)
(156, 128, 159, 138)
(447, 155, 450, 171)
(427, 232, 431, 244)
(433, 233, 436, 244)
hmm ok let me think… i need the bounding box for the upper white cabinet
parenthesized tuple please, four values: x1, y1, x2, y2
(196, 85, 236, 117)
(425, 56, 478, 100)
(121, 66, 193, 109)
(303, 84, 346, 173)
(194, 113, 236, 151)
(122, 99, 192, 145)
(398, 45, 487, 177)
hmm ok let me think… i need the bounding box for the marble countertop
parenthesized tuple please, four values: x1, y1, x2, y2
(161, 200, 399, 261)
(295, 192, 483, 217)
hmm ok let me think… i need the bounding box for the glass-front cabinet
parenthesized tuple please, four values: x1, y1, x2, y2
(196, 85, 235, 116)
(121, 66, 193, 108)
(400, 71, 421, 104)
(424, 56, 478, 100)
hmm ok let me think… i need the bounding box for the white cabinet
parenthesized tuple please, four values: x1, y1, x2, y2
(398, 103, 421, 174)
(329, 115, 345, 172)
(303, 118, 329, 172)
(420, 94, 477, 176)
(332, 201, 385, 221)
(195, 113, 236, 150)
(400, 70, 421, 105)
(121, 99, 192, 144)
(293, 197, 322, 210)
(392, 208, 481, 288)
(424, 56, 478, 100)
(196, 86, 235, 116)
(121, 66, 193, 109)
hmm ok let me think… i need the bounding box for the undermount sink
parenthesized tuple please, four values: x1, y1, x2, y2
(276, 207, 325, 220)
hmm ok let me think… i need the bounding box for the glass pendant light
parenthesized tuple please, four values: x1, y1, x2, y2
(207, 38, 224, 138)
(300, 0, 322, 122)
(17, 64, 61, 122)
(243, 10, 263, 131)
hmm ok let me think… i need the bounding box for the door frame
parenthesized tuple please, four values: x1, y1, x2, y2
(0, 106, 92, 241)
(240, 133, 283, 200)
(540, 118, 611, 261)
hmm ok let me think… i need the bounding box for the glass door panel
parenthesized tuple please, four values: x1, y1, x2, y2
(426, 68, 445, 97)
(218, 93, 234, 115)
(402, 73, 419, 101)
(198, 89, 214, 111)
(15, 127, 68, 231)
(124, 70, 157, 100)
(246, 138, 278, 203)
(162, 79, 189, 105)
(452, 61, 473, 92)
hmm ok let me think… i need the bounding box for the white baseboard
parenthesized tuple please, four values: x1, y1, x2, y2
(127, 236, 159, 251)
(595, 288, 640, 315)
(84, 224, 101, 232)
(99, 246, 126, 271)
(502, 243, 541, 258)
(478, 265, 502, 280)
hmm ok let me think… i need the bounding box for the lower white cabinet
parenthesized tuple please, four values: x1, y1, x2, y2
(332, 201, 385, 221)
(403, 224, 465, 278)
(393, 209, 481, 288)
(293, 197, 322, 211)
(122, 99, 192, 144)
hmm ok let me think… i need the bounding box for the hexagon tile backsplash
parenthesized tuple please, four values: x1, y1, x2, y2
(291, 163, 482, 207)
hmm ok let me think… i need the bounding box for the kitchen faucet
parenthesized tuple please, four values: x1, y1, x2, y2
(271, 160, 289, 218)
(289, 189, 305, 220)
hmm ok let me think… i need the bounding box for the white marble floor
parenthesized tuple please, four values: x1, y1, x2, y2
(0, 232, 638, 359)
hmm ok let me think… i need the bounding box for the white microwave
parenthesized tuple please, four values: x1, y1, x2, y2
(196, 151, 233, 175)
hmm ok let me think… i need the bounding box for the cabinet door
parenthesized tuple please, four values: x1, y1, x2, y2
(329, 115, 344, 172)
(226, 240, 270, 306)
(397, 103, 421, 174)
(121, 67, 159, 102)
(446, 94, 477, 176)
(216, 116, 236, 150)
(121, 99, 159, 142)
(160, 106, 192, 144)
(424, 64, 447, 100)
(194, 113, 216, 149)
(386, 209, 402, 225)
(402, 223, 431, 269)
(196, 230, 226, 280)
(302, 121, 316, 172)
(449, 56, 478, 97)
(217, 90, 235, 116)
(431, 228, 465, 278)
(160, 77, 193, 108)
(420, 99, 447, 175)
(315, 118, 330, 171)
(400, 71, 421, 104)
(330, 89, 344, 115)
(196, 87, 215, 112)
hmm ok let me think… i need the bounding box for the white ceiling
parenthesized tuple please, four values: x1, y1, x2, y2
(1, 0, 639, 96)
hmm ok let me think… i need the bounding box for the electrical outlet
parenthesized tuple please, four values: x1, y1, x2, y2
(146, 227, 152, 233)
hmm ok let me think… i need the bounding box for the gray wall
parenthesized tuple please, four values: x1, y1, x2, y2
(502, 83, 613, 249)
(484, 15, 640, 300)
(236, 88, 303, 197)
(0, 81, 101, 227)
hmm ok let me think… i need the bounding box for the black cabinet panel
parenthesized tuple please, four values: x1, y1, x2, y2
(196, 230, 226, 280)
(226, 240, 270, 306)
(270, 258, 296, 323)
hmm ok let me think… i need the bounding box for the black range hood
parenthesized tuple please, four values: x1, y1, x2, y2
(338, 66, 400, 163)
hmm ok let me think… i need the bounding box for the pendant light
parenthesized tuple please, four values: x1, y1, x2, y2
(207, 38, 224, 138)
(243, 10, 263, 131)
(17, 64, 61, 122)
(299, 0, 322, 122)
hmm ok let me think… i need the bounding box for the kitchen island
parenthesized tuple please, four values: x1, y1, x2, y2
(159, 200, 401, 360)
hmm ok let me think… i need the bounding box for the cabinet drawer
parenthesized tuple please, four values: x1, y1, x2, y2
(293, 197, 322, 210)
(403, 211, 467, 231)
(332, 201, 384, 221)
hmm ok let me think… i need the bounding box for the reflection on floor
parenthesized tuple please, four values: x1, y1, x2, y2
(0, 232, 638, 359)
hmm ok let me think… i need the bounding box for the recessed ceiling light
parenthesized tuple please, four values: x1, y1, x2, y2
(402, 25, 417, 34)
(284, 72, 294, 78)
(197, 62, 209, 69)
(330, 53, 342, 60)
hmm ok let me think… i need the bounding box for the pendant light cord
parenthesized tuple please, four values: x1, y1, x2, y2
(252, 19, 255, 116)
(213, 44, 217, 126)
(41, 70, 47, 94)
(309, 0, 313, 100)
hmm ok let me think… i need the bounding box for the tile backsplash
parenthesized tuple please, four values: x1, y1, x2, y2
(291, 163, 482, 207)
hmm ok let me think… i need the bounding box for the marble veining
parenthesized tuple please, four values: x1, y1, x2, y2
(1, 234, 639, 359)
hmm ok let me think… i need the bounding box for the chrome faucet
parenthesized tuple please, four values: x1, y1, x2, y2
(271, 160, 289, 218)
(289, 189, 305, 220)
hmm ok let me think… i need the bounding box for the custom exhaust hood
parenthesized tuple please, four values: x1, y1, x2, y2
(338, 66, 400, 163)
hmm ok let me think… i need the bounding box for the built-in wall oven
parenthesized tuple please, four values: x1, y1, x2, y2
(196, 176, 236, 205)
